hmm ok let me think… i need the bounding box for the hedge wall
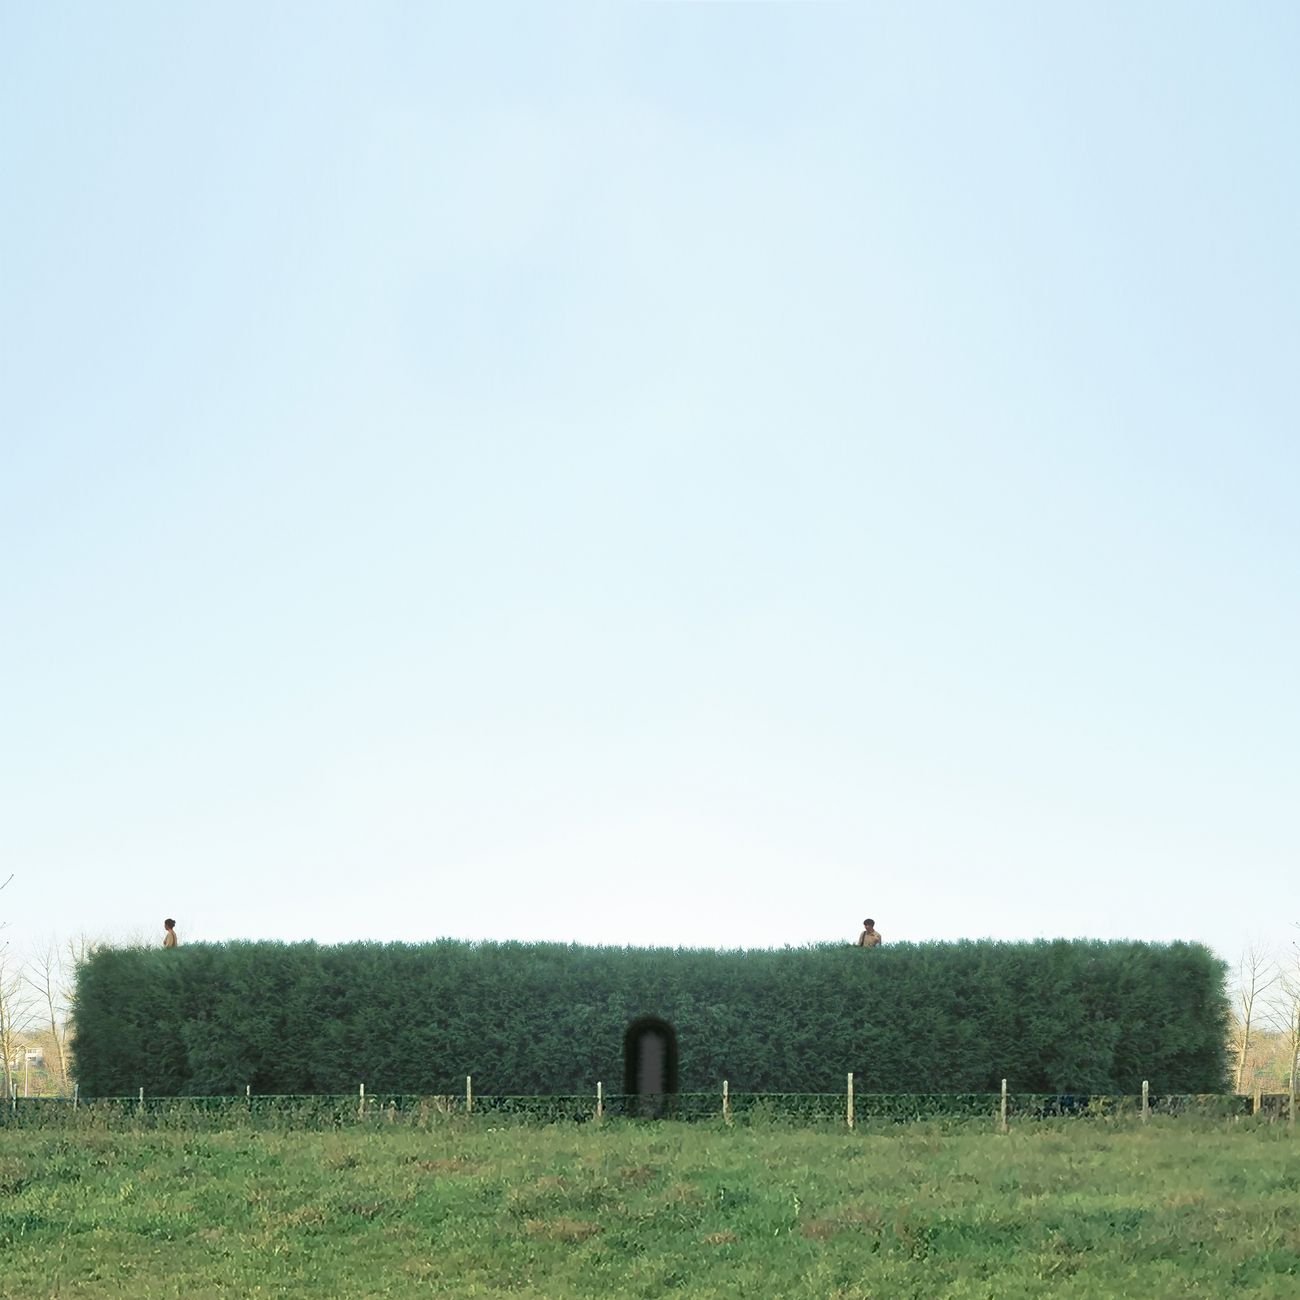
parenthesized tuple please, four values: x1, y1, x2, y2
(70, 938, 1229, 1098)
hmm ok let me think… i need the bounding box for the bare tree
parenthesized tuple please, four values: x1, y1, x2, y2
(1233, 944, 1279, 1092)
(0, 947, 33, 1101)
(1267, 926, 1300, 1118)
(1237, 1026, 1293, 1092)
(1277, 997, 1300, 1121)
(25, 941, 71, 1095)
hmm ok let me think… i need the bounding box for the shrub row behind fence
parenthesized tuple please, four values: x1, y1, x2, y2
(0, 1090, 1269, 1132)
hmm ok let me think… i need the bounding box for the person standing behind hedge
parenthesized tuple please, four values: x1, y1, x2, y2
(163, 918, 179, 948)
(857, 918, 881, 948)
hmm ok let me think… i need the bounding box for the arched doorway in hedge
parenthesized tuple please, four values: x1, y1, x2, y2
(623, 1016, 679, 1118)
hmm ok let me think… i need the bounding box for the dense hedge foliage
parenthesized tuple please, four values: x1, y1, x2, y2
(71, 939, 1229, 1098)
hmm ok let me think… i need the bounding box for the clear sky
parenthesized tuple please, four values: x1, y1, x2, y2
(2, 3, 1296, 967)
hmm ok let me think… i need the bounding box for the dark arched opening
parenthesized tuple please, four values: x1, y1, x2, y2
(622, 1016, 679, 1118)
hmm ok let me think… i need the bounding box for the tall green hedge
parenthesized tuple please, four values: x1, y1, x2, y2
(70, 939, 1229, 1097)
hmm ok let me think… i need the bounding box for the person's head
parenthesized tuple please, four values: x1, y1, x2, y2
(863, 918, 875, 929)
(164, 918, 176, 931)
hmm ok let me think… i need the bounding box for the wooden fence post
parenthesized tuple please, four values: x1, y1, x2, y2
(73, 1083, 79, 1110)
(139, 1086, 145, 1115)
(999, 1079, 1008, 1134)
(723, 1079, 732, 1127)
(466, 1075, 473, 1116)
(847, 1072, 855, 1130)
(358, 1082, 365, 1120)
(1253, 1083, 1262, 1117)
(596, 1081, 603, 1123)
(1141, 1080, 1149, 1123)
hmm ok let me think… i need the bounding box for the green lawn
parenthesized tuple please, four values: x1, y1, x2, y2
(1, 1119, 1296, 1298)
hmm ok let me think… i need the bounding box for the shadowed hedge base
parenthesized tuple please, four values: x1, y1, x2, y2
(70, 939, 1229, 1098)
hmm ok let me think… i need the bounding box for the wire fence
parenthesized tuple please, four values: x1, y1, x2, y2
(0, 1087, 1281, 1132)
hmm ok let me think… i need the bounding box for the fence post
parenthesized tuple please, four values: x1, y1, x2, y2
(73, 1083, 79, 1111)
(466, 1075, 473, 1116)
(139, 1086, 145, 1115)
(1253, 1083, 1262, 1117)
(1141, 1080, 1149, 1123)
(999, 1079, 1008, 1134)
(596, 1081, 603, 1123)
(359, 1082, 365, 1120)
(847, 1072, 855, 1130)
(723, 1079, 732, 1127)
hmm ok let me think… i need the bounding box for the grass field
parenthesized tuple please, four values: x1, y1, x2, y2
(1, 1118, 1296, 1298)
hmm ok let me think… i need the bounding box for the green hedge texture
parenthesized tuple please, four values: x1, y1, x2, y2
(70, 938, 1229, 1098)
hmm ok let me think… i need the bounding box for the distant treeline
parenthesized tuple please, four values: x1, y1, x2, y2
(71, 939, 1229, 1097)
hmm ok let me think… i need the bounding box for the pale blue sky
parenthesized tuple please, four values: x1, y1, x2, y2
(2, 3, 1296, 964)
